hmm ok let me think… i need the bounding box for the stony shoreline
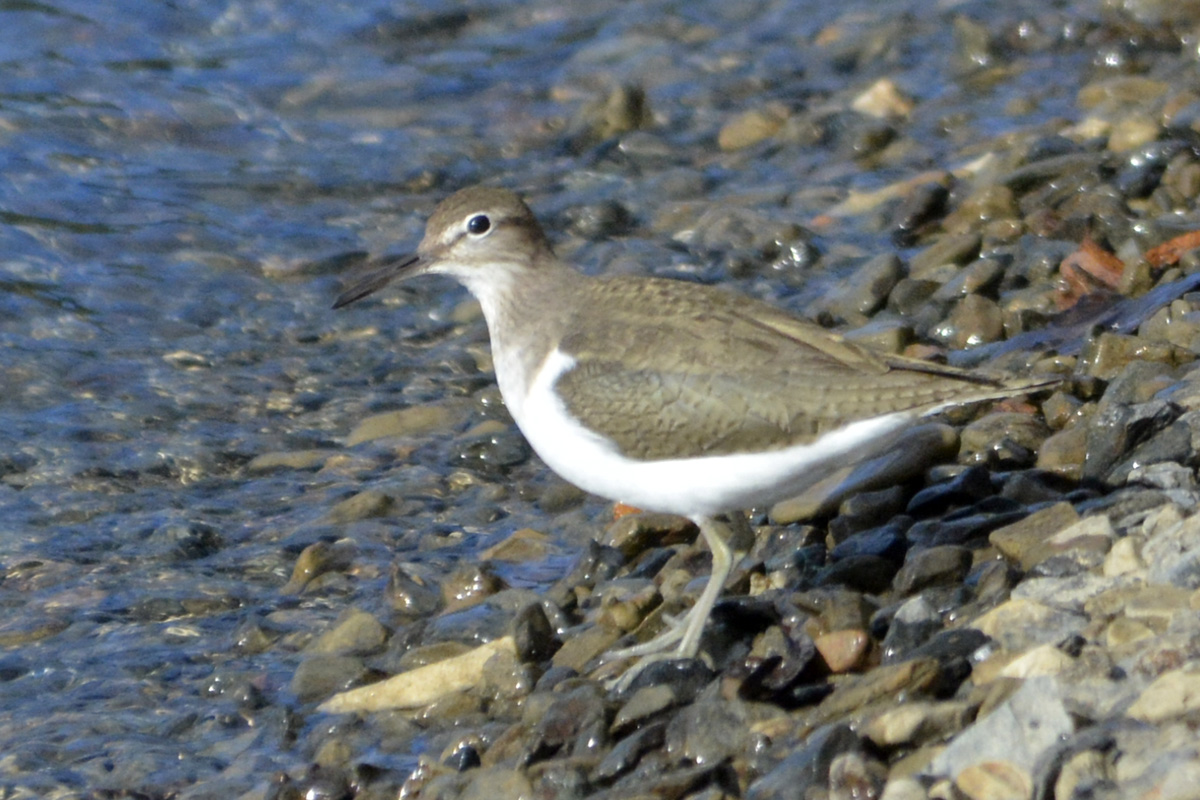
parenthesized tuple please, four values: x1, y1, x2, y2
(6, 2, 1200, 798)
(283, 41, 1200, 799)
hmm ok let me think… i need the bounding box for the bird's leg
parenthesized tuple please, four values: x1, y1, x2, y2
(604, 513, 750, 687)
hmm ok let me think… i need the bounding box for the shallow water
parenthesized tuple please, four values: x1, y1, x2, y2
(0, 0, 1118, 794)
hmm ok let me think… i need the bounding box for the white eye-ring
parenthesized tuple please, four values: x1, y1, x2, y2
(466, 214, 491, 236)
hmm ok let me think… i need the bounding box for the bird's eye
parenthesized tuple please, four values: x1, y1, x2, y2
(466, 214, 491, 236)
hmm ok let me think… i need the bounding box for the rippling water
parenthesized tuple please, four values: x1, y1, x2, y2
(0, 0, 1103, 794)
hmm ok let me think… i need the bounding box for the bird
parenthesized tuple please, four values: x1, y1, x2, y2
(334, 186, 1057, 682)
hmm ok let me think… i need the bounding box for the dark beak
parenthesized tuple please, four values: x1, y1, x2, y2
(332, 253, 424, 309)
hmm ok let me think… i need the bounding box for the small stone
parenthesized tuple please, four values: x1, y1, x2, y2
(907, 466, 994, 516)
(829, 751, 887, 800)
(388, 562, 442, 617)
(528, 683, 607, 759)
(665, 688, 750, 766)
(1144, 505, 1200, 588)
(459, 766, 534, 800)
(248, 449, 334, 471)
(864, 700, 973, 748)
(998, 643, 1074, 678)
(943, 187, 1018, 234)
(611, 684, 677, 734)
(927, 677, 1073, 782)
(1107, 115, 1159, 152)
(959, 411, 1050, 468)
(812, 660, 941, 724)
(552, 624, 622, 673)
(1124, 584, 1194, 627)
(1080, 332, 1180, 381)
(933, 294, 1004, 349)
(592, 721, 666, 782)
(346, 403, 458, 446)
(893, 545, 972, 595)
(815, 629, 871, 673)
(327, 489, 393, 523)
(479, 644, 533, 703)
(1105, 617, 1155, 649)
(970, 598, 1088, 651)
(814, 253, 905, 323)
(281, 539, 356, 594)
(319, 637, 517, 713)
(988, 502, 1082, 570)
(1125, 667, 1200, 722)
(1036, 424, 1088, 480)
(908, 232, 982, 276)
(887, 277, 942, 316)
(746, 724, 862, 800)
(852, 78, 914, 119)
(719, 104, 788, 151)
(291, 655, 368, 703)
(1054, 750, 1109, 800)
(1103, 536, 1144, 576)
(441, 562, 506, 612)
(307, 608, 388, 656)
(931, 258, 1006, 302)
(955, 761, 1032, 800)
(603, 512, 696, 559)
(492, 603, 548, 668)
(841, 318, 913, 354)
(1040, 391, 1085, 430)
(817, 554, 899, 594)
(480, 528, 551, 562)
(880, 777, 929, 800)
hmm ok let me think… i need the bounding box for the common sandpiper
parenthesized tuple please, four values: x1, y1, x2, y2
(334, 186, 1057, 682)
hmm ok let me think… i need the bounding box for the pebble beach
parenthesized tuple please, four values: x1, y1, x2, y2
(4, 1, 1200, 798)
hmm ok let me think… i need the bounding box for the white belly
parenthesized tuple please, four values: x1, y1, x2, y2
(503, 348, 918, 517)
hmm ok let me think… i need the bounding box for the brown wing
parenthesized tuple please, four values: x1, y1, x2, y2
(553, 277, 1036, 461)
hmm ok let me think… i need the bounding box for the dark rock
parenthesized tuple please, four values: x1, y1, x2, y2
(893, 545, 973, 595)
(291, 656, 369, 703)
(525, 684, 608, 763)
(746, 723, 862, 800)
(829, 484, 910, 542)
(887, 278, 942, 316)
(815, 555, 898, 594)
(148, 521, 224, 561)
(453, 430, 531, 478)
(510, 601, 559, 664)
(665, 686, 751, 766)
(879, 596, 942, 663)
(736, 622, 820, 703)
(756, 524, 822, 572)
(621, 657, 716, 698)
(387, 562, 442, 617)
(563, 200, 636, 240)
(905, 627, 991, 666)
(907, 466, 996, 516)
(891, 182, 950, 247)
(906, 508, 1027, 547)
(592, 722, 667, 783)
(999, 470, 1070, 505)
(1084, 399, 1181, 483)
(813, 253, 906, 323)
(545, 540, 625, 609)
(830, 521, 910, 562)
(1106, 416, 1196, 484)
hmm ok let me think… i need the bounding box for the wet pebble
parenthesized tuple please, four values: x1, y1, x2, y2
(893, 546, 973, 595)
(346, 403, 461, 446)
(291, 655, 370, 703)
(307, 608, 388, 656)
